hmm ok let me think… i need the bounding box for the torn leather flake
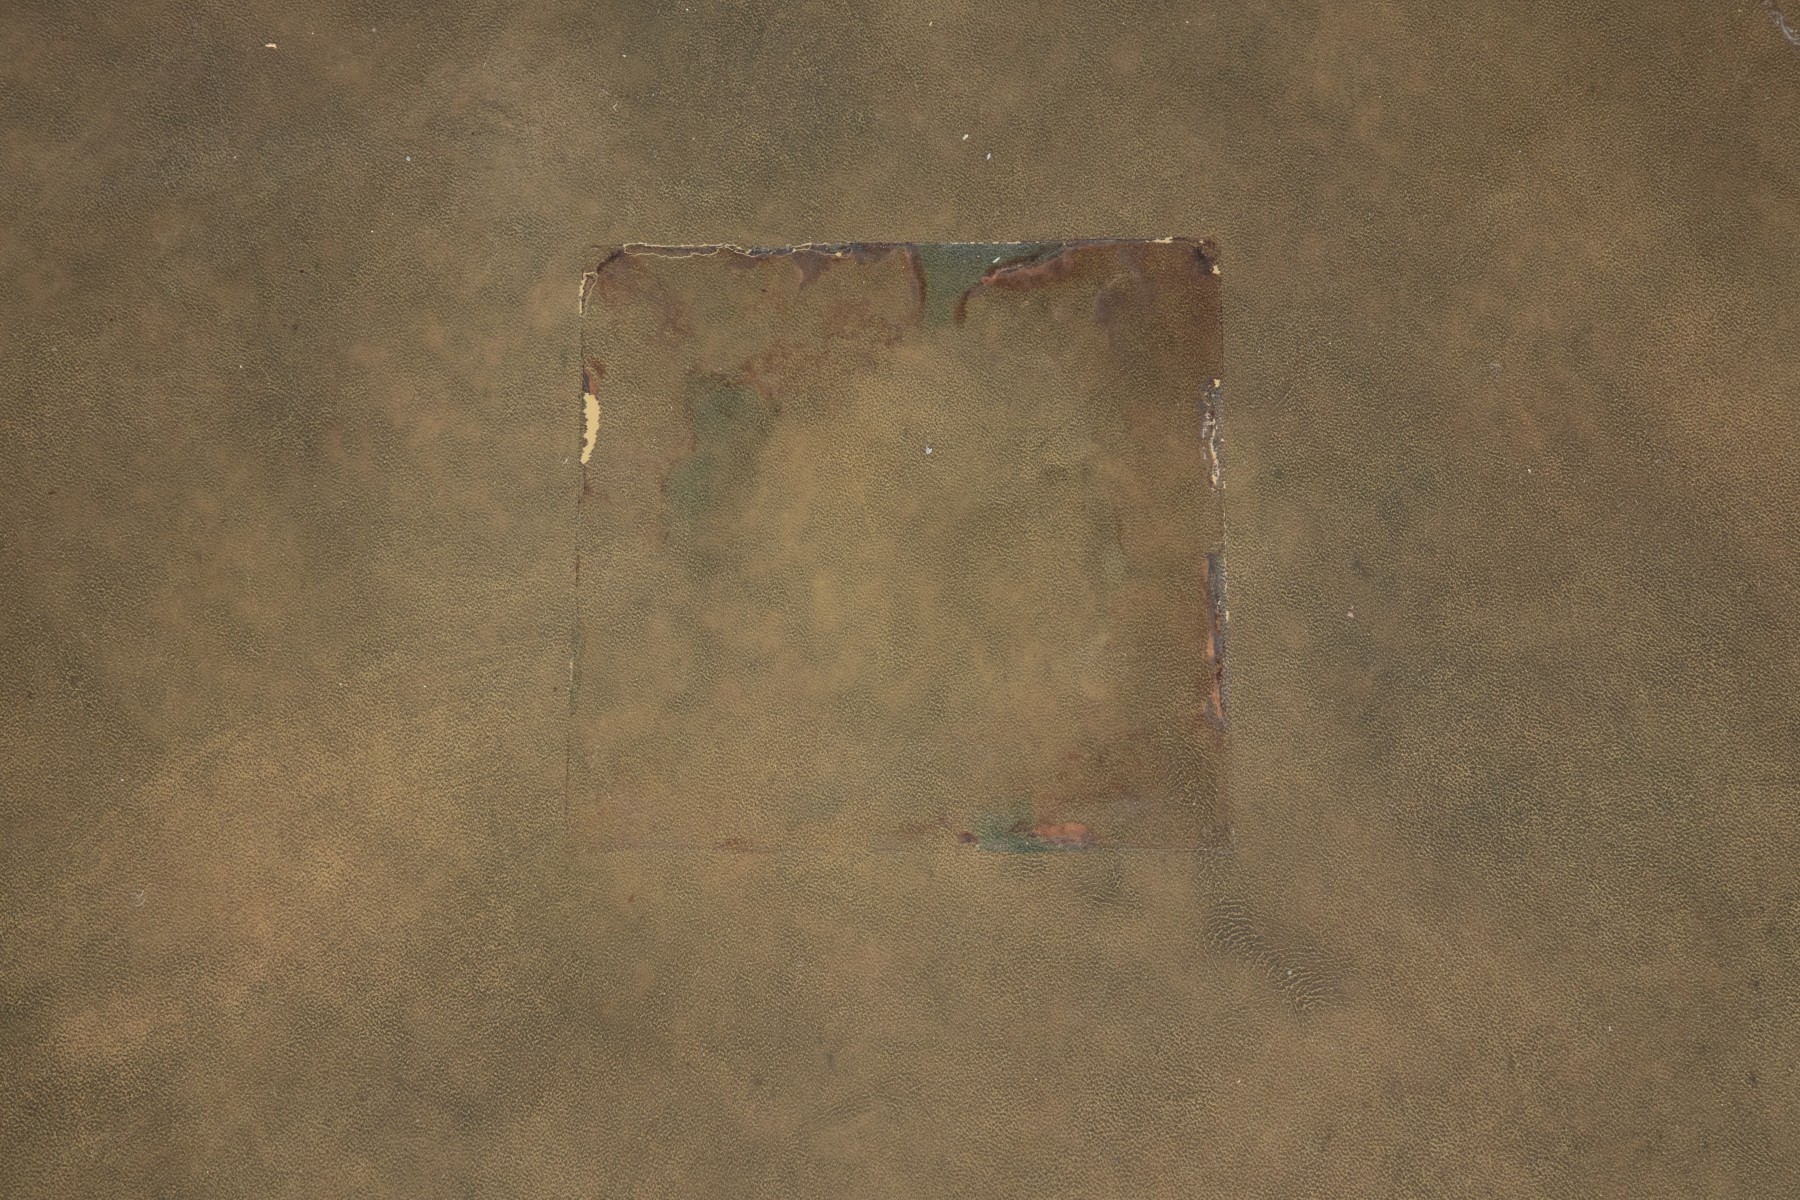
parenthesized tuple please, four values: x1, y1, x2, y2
(572, 241, 1227, 850)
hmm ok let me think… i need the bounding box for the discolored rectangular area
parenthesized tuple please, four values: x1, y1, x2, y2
(573, 241, 1226, 850)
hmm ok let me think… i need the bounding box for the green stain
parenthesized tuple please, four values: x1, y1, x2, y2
(665, 375, 774, 521)
(966, 806, 1055, 854)
(914, 242, 1062, 326)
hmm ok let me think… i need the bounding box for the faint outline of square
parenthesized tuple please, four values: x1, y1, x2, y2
(572, 241, 1226, 851)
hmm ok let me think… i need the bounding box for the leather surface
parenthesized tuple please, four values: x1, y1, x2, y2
(574, 242, 1226, 850)
(4, 1, 1800, 1195)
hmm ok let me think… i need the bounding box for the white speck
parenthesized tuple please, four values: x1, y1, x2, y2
(985, 151, 992, 160)
(961, 132, 968, 140)
(924, 445, 933, 456)
(1346, 606, 1355, 619)
(263, 42, 278, 50)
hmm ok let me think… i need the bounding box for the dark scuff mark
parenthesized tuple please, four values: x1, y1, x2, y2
(1188, 237, 1221, 278)
(1201, 550, 1228, 730)
(901, 245, 927, 318)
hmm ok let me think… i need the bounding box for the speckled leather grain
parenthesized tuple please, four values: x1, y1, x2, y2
(573, 241, 1226, 851)
(4, 1, 1800, 1196)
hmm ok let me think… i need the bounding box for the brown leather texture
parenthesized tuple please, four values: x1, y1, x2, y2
(4, 2, 1799, 1196)
(575, 242, 1226, 851)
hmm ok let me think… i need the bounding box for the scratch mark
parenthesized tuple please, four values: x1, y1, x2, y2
(1201, 377, 1223, 492)
(1766, 0, 1800, 47)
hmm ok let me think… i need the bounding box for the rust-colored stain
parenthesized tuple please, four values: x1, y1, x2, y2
(572, 242, 1227, 850)
(953, 239, 1219, 325)
(1019, 820, 1097, 848)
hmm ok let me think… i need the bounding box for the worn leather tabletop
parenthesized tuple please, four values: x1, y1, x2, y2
(574, 241, 1229, 853)
(4, 2, 1800, 1195)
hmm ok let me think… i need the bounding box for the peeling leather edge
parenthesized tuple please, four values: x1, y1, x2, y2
(570, 237, 1227, 850)
(581, 238, 1220, 316)
(608, 237, 1214, 258)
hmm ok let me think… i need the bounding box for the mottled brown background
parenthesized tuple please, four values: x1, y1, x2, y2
(4, 1, 1799, 1196)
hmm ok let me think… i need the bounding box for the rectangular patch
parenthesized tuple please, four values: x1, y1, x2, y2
(572, 241, 1226, 850)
